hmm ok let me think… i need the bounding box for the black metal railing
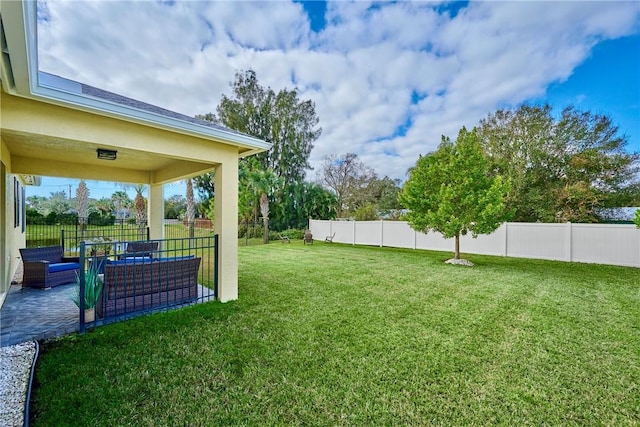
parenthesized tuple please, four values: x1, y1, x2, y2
(78, 235, 217, 333)
(26, 217, 149, 254)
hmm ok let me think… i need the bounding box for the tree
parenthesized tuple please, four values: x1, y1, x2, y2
(43, 191, 71, 216)
(238, 158, 281, 241)
(399, 127, 512, 262)
(165, 195, 186, 219)
(26, 195, 48, 214)
(132, 184, 147, 232)
(94, 198, 114, 218)
(204, 70, 322, 185)
(478, 104, 640, 222)
(634, 209, 640, 228)
(196, 70, 323, 231)
(111, 191, 131, 220)
(318, 153, 377, 217)
(76, 180, 89, 235)
(185, 179, 195, 224)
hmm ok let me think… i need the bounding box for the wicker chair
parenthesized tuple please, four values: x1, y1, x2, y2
(118, 241, 159, 259)
(19, 246, 80, 288)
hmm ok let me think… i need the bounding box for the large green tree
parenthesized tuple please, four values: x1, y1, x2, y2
(478, 104, 640, 222)
(400, 127, 512, 261)
(196, 70, 323, 230)
(209, 70, 321, 184)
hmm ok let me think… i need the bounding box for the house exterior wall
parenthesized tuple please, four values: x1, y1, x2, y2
(0, 138, 26, 307)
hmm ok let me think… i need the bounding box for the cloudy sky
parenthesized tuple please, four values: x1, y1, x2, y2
(31, 0, 640, 199)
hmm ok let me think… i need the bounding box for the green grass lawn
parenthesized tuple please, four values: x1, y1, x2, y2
(31, 244, 639, 425)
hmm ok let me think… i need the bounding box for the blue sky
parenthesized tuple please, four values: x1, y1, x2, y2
(29, 1, 640, 201)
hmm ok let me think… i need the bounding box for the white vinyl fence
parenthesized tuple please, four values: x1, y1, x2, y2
(309, 220, 640, 268)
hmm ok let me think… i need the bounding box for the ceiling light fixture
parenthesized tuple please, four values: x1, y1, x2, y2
(96, 148, 117, 160)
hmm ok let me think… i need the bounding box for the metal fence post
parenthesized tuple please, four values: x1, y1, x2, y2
(79, 241, 86, 334)
(214, 234, 219, 300)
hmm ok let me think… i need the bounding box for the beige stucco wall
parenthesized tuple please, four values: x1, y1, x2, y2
(0, 138, 26, 306)
(215, 157, 239, 302)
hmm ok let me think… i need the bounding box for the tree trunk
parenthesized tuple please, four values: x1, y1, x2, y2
(263, 217, 269, 244)
(454, 233, 460, 259)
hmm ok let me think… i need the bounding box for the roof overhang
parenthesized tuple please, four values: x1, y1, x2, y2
(0, 0, 271, 158)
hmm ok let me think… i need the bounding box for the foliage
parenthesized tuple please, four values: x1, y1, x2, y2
(478, 104, 640, 222)
(26, 195, 48, 214)
(353, 203, 379, 221)
(42, 191, 72, 216)
(71, 263, 103, 310)
(400, 127, 512, 260)
(634, 209, 640, 227)
(33, 245, 640, 426)
(318, 153, 377, 217)
(272, 181, 337, 230)
(111, 191, 131, 220)
(196, 70, 324, 231)
(207, 70, 321, 185)
(277, 228, 306, 240)
(93, 198, 114, 218)
(164, 195, 187, 219)
(372, 176, 403, 213)
(26, 207, 43, 220)
(87, 212, 115, 226)
(132, 184, 147, 227)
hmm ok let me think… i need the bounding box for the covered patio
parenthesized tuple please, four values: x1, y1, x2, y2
(0, 1, 270, 336)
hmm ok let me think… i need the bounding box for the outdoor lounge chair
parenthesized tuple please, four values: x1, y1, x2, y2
(19, 246, 80, 288)
(278, 233, 291, 243)
(304, 230, 313, 244)
(324, 232, 336, 243)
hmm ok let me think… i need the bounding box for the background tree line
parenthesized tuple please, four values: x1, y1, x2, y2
(26, 73, 639, 231)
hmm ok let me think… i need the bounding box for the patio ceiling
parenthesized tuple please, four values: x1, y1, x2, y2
(2, 127, 215, 185)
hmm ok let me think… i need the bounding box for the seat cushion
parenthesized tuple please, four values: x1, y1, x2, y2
(49, 262, 80, 273)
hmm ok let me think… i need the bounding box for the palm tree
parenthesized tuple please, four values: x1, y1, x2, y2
(76, 180, 89, 235)
(185, 178, 195, 237)
(242, 161, 281, 244)
(132, 184, 147, 239)
(111, 191, 131, 221)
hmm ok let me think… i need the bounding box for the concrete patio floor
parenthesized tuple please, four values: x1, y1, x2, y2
(0, 283, 79, 347)
(1, 269, 216, 347)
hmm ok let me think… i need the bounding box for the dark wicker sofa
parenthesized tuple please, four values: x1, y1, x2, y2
(19, 246, 80, 288)
(96, 256, 201, 318)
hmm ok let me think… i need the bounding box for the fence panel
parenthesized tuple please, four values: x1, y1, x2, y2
(382, 221, 415, 249)
(79, 235, 217, 333)
(571, 224, 639, 267)
(332, 221, 356, 244)
(506, 223, 567, 261)
(311, 220, 333, 242)
(460, 224, 507, 256)
(355, 221, 382, 246)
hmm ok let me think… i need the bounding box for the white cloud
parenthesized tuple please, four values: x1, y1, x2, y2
(36, 0, 640, 182)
